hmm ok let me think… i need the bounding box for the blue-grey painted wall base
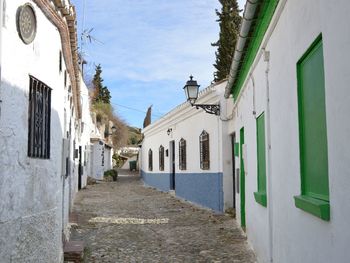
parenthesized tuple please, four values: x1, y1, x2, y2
(141, 170, 223, 212)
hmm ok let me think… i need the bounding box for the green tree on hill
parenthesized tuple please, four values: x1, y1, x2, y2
(212, 0, 241, 82)
(92, 64, 111, 104)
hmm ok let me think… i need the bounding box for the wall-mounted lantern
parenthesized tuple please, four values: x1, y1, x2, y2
(183, 75, 220, 115)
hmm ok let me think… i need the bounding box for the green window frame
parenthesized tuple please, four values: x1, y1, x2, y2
(254, 112, 267, 207)
(294, 35, 330, 221)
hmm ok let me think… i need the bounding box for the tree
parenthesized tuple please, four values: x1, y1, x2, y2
(92, 64, 111, 104)
(212, 0, 241, 82)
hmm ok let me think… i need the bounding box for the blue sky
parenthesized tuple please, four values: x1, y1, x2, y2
(71, 0, 245, 128)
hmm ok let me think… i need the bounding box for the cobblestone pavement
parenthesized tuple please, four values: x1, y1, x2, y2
(70, 170, 256, 263)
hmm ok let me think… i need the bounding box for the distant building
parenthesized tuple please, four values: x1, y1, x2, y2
(140, 80, 234, 212)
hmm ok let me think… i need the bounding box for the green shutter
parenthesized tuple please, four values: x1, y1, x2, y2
(294, 35, 330, 221)
(254, 113, 267, 207)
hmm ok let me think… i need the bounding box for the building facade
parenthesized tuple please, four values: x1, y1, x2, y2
(141, 81, 235, 212)
(225, 0, 350, 262)
(0, 0, 91, 261)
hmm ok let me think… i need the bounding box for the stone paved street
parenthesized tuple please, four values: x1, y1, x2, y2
(70, 170, 256, 263)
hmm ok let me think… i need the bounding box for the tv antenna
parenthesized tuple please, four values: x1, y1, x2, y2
(79, 0, 104, 75)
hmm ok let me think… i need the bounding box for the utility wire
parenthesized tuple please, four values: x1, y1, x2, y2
(111, 102, 164, 117)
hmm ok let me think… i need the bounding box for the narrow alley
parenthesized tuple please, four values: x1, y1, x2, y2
(69, 170, 256, 262)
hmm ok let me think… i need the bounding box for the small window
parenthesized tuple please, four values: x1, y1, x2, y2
(179, 138, 186, 170)
(59, 50, 62, 72)
(64, 70, 67, 87)
(28, 75, 52, 159)
(159, 145, 164, 171)
(254, 112, 267, 207)
(199, 130, 210, 170)
(148, 149, 153, 171)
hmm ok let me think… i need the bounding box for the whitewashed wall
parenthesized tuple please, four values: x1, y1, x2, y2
(90, 140, 112, 180)
(227, 0, 350, 262)
(141, 81, 233, 211)
(79, 75, 94, 187)
(0, 0, 70, 261)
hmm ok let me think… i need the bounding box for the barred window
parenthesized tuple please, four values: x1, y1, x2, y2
(179, 138, 186, 170)
(199, 130, 210, 170)
(28, 76, 51, 159)
(148, 149, 153, 171)
(159, 145, 164, 171)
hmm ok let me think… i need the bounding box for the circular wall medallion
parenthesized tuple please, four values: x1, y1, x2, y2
(17, 4, 37, 44)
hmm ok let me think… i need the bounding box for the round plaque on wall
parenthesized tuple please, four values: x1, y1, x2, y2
(17, 4, 37, 44)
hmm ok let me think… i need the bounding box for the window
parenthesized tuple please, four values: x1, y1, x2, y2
(179, 138, 186, 170)
(64, 70, 67, 87)
(148, 149, 153, 171)
(294, 35, 330, 221)
(159, 145, 164, 171)
(199, 130, 210, 170)
(28, 75, 51, 159)
(254, 112, 267, 207)
(59, 50, 62, 72)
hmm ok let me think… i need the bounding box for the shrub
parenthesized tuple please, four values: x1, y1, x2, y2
(104, 169, 118, 181)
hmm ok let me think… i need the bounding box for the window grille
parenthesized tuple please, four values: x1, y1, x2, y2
(179, 138, 187, 170)
(199, 130, 210, 170)
(148, 149, 153, 171)
(28, 76, 51, 159)
(159, 145, 164, 171)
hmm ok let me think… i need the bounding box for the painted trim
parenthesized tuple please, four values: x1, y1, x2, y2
(294, 34, 330, 221)
(141, 170, 224, 212)
(240, 127, 246, 228)
(234, 142, 239, 157)
(254, 112, 267, 207)
(294, 195, 330, 221)
(176, 172, 223, 212)
(141, 170, 171, 192)
(232, 0, 279, 100)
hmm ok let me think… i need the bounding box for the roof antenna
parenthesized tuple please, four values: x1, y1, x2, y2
(79, 0, 104, 76)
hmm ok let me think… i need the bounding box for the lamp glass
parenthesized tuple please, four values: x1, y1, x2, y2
(187, 84, 199, 101)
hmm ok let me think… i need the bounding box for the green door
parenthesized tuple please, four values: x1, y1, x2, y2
(240, 127, 246, 228)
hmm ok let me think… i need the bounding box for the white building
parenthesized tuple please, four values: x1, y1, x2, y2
(0, 0, 84, 261)
(224, 0, 350, 262)
(89, 137, 113, 180)
(141, 80, 235, 212)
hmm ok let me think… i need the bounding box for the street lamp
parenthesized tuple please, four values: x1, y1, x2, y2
(183, 75, 220, 116)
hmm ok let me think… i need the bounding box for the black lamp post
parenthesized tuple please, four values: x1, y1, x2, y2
(183, 75, 220, 115)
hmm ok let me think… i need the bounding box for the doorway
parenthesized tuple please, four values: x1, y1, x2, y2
(78, 146, 82, 190)
(169, 140, 175, 190)
(240, 127, 246, 228)
(231, 133, 236, 213)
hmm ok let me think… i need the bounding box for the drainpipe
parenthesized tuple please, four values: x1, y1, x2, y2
(251, 74, 257, 118)
(264, 49, 274, 263)
(217, 111, 223, 211)
(225, 0, 260, 99)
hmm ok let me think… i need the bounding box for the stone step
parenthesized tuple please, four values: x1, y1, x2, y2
(64, 241, 84, 263)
